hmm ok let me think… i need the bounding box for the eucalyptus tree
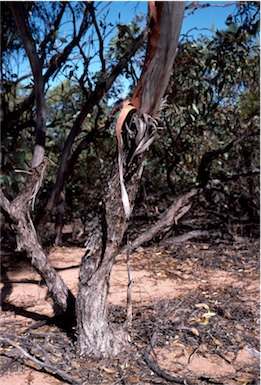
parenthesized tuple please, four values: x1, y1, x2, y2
(0, 1, 185, 358)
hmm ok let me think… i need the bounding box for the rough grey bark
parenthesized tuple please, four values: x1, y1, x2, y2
(10, 3, 46, 167)
(76, 1, 186, 359)
(76, 162, 144, 358)
(0, 160, 75, 323)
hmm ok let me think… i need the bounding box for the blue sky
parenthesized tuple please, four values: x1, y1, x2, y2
(90, 1, 238, 99)
(96, 1, 237, 36)
(13, 1, 238, 93)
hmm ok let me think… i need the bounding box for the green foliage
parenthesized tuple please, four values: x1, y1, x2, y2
(161, 7, 257, 171)
(143, 3, 259, 234)
(1, 1, 259, 235)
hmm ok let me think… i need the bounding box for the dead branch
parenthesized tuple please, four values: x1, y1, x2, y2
(143, 332, 195, 385)
(0, 336, 81, 385)
(165, 230, 210, 244)
(126, 188, 201, 252)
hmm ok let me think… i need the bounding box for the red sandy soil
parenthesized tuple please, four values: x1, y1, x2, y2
(0, 241, 260, 384)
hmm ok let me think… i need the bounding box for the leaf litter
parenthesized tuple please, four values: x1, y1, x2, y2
(0, 240, 259, 384)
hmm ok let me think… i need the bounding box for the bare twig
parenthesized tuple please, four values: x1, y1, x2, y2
(90, 4, 106, 72)
(185, 2, 237, 18)
(0, 336, 81, 385)
(125, 245, 133, 327)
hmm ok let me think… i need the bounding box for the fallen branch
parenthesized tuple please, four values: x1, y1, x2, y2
(143, 332, 195, 385)
(0, 336, 81, 385)
(165, 230, 209, 244)
(125, 170, 259, 252)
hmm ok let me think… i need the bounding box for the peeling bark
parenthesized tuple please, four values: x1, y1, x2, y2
(76, 1, 185, 358)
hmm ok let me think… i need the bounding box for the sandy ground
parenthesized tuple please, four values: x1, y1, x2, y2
(0, 241, 260, 384)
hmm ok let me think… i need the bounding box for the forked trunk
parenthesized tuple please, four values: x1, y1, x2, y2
(76, 167, 143, 357)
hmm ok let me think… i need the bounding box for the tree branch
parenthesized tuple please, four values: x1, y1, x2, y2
(2, 4, 91, 135)
(0, 336, 81, 385)
(198, 128, 259, 186)
(0, 160, 75, 320)
(89, 3, 106, 73)
(44, 5, 91, 83)
(10, 3, 46, 167)
(39, 2, 67, 59)
(45, 28, 147, 215)
(143, 332, 194, 385)
(126, 188, 200, 252)
(185, 1, 237, 18)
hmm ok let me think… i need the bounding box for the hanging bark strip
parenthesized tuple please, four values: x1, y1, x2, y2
(130, 1, 163, 110)
(76, 2, 186, 359)
(115, 2, 164, 218)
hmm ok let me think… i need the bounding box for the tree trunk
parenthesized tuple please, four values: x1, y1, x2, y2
(76, 165, 143, 358)
(11, 3, 46, 168)
(76, 1, 185, 359)
(0, 161, 75, 326)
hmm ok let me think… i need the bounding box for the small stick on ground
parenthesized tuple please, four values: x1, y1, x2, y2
(0, 336, 81, 385)
(125, 245, 133, 327)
